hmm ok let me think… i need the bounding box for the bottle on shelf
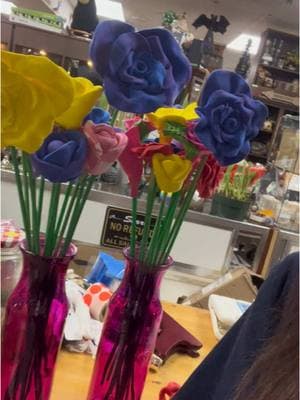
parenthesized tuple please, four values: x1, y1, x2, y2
(261, 39, 273, 65)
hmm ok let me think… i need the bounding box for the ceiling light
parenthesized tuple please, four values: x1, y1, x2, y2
(39, 49, 47, 56)
(95, 0, 125, 22)
(227, 34, 261, 55)
(1, 1, 16, 15)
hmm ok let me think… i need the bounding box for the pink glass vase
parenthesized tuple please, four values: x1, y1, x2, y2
(87, 249, 173, 400)
(1, 240, 77, 400)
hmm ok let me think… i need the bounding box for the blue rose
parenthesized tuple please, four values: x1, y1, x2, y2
(31, 131, 87, 182)
(90, 20, 191, 113)
(195, 70, 268, 166)
(83, 107, 111, 125)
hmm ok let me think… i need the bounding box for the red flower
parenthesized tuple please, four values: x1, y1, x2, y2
(249, 165, 266, 185)
(197, 155, 225, 198)
(229, 164, 239, 183)
(118, 121, 155, 197)
(132, 143, 173, 164)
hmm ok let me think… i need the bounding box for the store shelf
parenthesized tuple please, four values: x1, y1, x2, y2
(259, 63, 299, 76)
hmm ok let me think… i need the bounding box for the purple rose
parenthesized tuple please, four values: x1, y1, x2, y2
(195, 70, 268, 166)
(90, 20, 191, 113)
(31, 131, 87, 182)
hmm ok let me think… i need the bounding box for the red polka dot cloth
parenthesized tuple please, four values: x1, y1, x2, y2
(1, 220, 25, 249)
(83, 283, 112, 321)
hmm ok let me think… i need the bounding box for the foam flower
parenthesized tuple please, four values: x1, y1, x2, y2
(147, 103, 198, 143)
(152, 153, 192, 193)
(84, 107, 111, 125)
(90, 20, 191, 113)
(195, 70, 268, 166)
(118, 121, 154, 197)
(1, 51, 74, 153)
(118, 125, 143, 198)
(132, 143, 173, 163)
(31, 131, 87, 182)
(197, 157, 225, 198)
(124, 116, 142, 130)
(83, 121, 128, 176)
(56, 77, 102, 129)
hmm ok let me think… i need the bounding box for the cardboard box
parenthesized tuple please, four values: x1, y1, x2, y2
(185, 268, 264, 309)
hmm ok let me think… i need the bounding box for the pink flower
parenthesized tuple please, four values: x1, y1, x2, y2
(186, 123, 211, 156)
(124, 116, 141, 130)
(83, 121, 128, 175)
(118, 124, 143, 198)
(118, 121, 155, 197)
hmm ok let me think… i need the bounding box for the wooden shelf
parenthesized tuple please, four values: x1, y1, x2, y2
(259, 129, 273, 135)
(259, 63, 299, 76)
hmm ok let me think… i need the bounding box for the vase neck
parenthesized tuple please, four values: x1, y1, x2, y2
(122, 255, 171, 299)
(20, 250, 72, 287)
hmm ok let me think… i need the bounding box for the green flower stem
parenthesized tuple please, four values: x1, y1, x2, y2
(160, 157, 207, 264)
(11, 147, 32, 250)
(24, 153, 40, 254)
(110, 109, 119, 126)
(21, 153, 31, 243)
(145, 192, 166, 266)
(139, 174, 157, 264)
(54, 182, 73, 239)
(44, 182, 61, 256)
(155, 191, 180, 265)
(60, 175, 96, 256)
(54, 177, 85, 254)
(130, 197, 138, 258)
(37, 177, 45, 233)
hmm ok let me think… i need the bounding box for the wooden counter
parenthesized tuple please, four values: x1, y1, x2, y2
(50, 302, 217, 400)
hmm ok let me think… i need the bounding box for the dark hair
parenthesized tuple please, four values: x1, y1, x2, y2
(234, 276, 299, 400)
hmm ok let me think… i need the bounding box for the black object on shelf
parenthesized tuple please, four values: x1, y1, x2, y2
(235, 39, 252, 78)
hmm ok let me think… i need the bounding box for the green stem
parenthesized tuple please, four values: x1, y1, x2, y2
(24, 153, 40, 254)
(139, 174, 157, 264)
(54, 177, 85, 254)
(130, 197, 138, 258)
(145, 192, 166, 266)
(60, 176, 96, 256)
(21, 153, 31, 244)
(37, 177, 45, 233)
(54, 182, 73, 239)
(44, 183, 61, 256)
(156, 192, 180, 265)
(110, 109, 119, 126)
(160, 157, 207, 263)
(10, 147, 32, 249)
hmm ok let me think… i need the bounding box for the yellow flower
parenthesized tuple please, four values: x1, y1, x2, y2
(55, 77, 102, 129)
(152, 153, 192, 193)
(147, 103, 198, 143)
(1, 51, 74, 153)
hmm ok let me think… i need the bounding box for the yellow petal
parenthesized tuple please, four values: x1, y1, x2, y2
(1, 51, 74, 153)
(56, 77, 102, 129)
(153, 153, 192, 193)
(147, 103, 198, 131)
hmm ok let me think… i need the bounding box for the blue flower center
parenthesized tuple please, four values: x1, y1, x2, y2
(223, 116, 239, 133)
(129, 52, 166, 94)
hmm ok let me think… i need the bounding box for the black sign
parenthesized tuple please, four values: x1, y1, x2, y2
(101, 206, 157, 249)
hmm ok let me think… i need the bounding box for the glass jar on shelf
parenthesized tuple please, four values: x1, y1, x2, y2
(1, 220, 24, 315)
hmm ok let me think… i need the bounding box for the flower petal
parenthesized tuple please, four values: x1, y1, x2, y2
(56, 77, 102, 129)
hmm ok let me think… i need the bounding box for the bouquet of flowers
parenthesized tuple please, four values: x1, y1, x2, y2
(218, 162, 266, 202)
(1, 50, 128, 400)
(1, 50, 127, 257)
(86, 20, 268, 400)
